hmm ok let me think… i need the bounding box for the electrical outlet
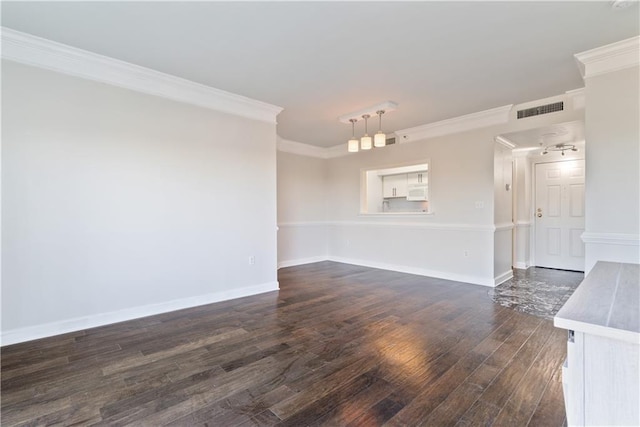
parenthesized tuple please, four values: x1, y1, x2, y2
(464, 250, 469, 257)
(475, 201, 484, 209)
(249, 256, 255, 265)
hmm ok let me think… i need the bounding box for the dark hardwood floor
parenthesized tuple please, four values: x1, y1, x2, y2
(1, 262, 567, 426)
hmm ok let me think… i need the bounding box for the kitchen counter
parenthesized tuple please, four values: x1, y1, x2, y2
(554, 261, 639, 344)
(554, 261, 639, 426)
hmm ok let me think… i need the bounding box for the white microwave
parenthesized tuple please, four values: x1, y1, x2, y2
(407, 184, 428, 201)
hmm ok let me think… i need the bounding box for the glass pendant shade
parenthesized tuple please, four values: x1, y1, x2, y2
(347, 118, 359, 152)
(374, 132, 386, 147)
(360, 114, 372, 150)
(361, 135, 372, 150)
(348, 138, 359, 152)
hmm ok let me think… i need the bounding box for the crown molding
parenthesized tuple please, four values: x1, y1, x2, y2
(277, 137, 329, 159)
(495, 135, 516, 149)
(394, 104, 513, 143)
(1, 27, 283, 123)
(575, 36, 640, 79)
(565, 88, 585, 110)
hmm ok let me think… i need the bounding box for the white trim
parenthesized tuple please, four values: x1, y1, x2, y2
(325, 144, 349, 159)
(495, 222, 515, 232)
(494, 270, 514, 286)
(1, 281, 279, 346)
(513, 262, 530, 270)
(495, 136, 516, 149)
(515, 220, 532, 228)
(278, 220, 496, 231)
(575, 36, 640, 79)
(278, 256, 328, 269)
(358, 212, 435, 217)
(395, 104, 512, 143)
(566, 88, 586, 110)
(1, 27, 283, 124)
(327, 256, 495, 287)
(278, 221, 327, 227)
(327, 220, 495, 232)
(276, 137, 328, 159)
(581, 232, 640, 246)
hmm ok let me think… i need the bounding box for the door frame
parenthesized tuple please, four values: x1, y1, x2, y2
(529, 153, 585, 269)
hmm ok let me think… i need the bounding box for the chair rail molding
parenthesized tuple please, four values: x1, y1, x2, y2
(581, 232, 640, 246)
(1, 27, 283, 123)
(494, 222, 515, 232)
(327, 220, 495, 232)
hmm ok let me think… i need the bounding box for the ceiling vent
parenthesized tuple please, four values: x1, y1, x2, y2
(517, 101, 564, 119)
(386, 136, 396, 145)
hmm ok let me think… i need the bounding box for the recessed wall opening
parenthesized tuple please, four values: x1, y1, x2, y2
(360, 161, 431, 214)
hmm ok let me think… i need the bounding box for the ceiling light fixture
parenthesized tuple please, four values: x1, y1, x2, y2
(360, 114, 372, 150)
(348, 119, 359, 152)
(339, 101, 398, 152)
(542, 143, 578, 156)
(374, 110, 386, 148)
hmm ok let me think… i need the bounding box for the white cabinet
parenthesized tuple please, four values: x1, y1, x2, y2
(407, 171, 427, 185)
(555, 262, 639, 427)
(382, 174, 407, 198)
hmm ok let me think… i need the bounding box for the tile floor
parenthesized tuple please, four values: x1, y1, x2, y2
(489, 267, 584, 319)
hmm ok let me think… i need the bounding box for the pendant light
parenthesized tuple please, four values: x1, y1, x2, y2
(374, 110, 386, 148)
(347, 119, 359, 152)
(360, 114, 372, 150)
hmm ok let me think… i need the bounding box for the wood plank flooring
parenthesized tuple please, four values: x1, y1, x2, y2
(1, 262, 567, 426)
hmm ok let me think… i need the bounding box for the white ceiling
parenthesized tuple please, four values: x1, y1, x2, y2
(2, 2, 638, 148)
(500, 120, 585, 148)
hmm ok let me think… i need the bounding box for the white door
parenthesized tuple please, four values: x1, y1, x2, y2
(534, 160, 585, 271)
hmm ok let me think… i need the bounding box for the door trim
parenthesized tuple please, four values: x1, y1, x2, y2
(530, 157, 585, 269)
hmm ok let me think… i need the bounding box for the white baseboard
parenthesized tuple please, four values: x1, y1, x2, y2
(514, 262, 530, 270)
(494, 270, 514, 286)
(277, 256, 328, 269)
(327, 256, 495, 287)
(1, 281, 279, 346)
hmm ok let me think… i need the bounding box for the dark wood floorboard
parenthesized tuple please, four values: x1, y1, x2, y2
(1, 261, 567, 426)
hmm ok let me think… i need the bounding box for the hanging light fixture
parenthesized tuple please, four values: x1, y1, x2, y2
(347, 119, 359, 152)
(374, 110, 386, 148)
(360, 114, 372, 150)
(542, 143, 578, 156)
(338, 101, 398, 152)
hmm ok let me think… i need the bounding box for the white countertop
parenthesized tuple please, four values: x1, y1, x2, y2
(554, 261, 640, 344)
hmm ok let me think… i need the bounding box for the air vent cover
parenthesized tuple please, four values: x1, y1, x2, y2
(386, 137, 396, 145)
(517, 101, 563, 119)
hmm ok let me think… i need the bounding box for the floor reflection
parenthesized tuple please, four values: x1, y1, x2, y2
(488, 267, 583, 319)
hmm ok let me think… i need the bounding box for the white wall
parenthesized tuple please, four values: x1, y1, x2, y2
(325, 129, 497, 286)
(276, 151, 327, 267)
(2, 61, 279, 344)
(277, 92, 585, 286)
(493, 143, 513, 284)
(513, 154, 532, 269)
(583, 65, 640, 272)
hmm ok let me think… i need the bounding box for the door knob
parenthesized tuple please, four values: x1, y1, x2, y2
(537, 213, 542, 218)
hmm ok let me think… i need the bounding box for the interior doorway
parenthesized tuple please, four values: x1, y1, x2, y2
(498, 120, 585, 272)
(534, 160, 585, 271)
